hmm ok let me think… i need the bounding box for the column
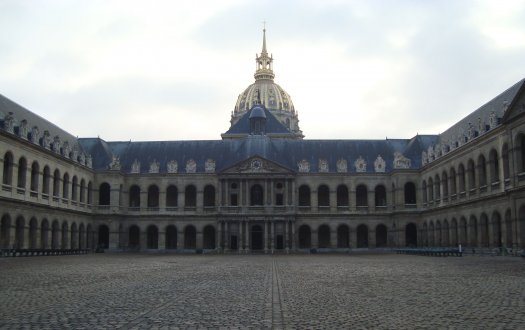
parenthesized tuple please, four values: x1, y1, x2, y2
(217, 221, 223, 250)
(196, 189, 203, 212)
(291, 222, 296, 250)
(311, 189, 318, 212)
(368, 190, 375, 211)
(270, 221, 275, 251)
(177, 189, 185, 210)
(284, 221, 288, 251)
(330, 226, 337, 248)
(311, 228, 318, 249)
(264, 221, 268, 252)
(177, 229, 183, 249)
(246, 221, 251, 251)
(196, 230, 203, 249)
(158, 228, 166, 250)
(109, 224, 119, 250)
(350, 183, 357, 211)
(329, 189, 337, 212)
(225, 221, 230, 250)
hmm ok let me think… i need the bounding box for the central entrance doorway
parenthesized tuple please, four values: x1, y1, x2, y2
(251, 225, 264, 250)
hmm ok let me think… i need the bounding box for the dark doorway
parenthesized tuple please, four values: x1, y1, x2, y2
(250, 184, 264, 206)
(184, 226, 196, 249)
(129, 225, 140, 249)
(375, 224, 387, 247)
(251, 225, 263, 250)
(357, 224, 369, 248)
(276, 235, 284, 250)
(203, 225, 216, 249)
(337, 225, 349, 248)
(298, 225, 311, 249)
(165, 226, 177, 249)
(98, 225, 109, 249)
(230, 235, 238, 250)
(147, 225, 158, 249)
(318, 225, 330, 248)
(405, 223, 418, 247)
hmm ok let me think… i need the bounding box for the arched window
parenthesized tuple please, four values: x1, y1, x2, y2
(478, 154, 487, 187)
(166, 185, 178, 207)
(99, 182, 111, 205)
(71, 176, 78, 201)
(17, 157, 27, 189)
(449, 168, 457, 196)
(404, 182, 416, 205)
(298, 185, 310, 206)
(441, 171, 448, 198)
(434, 175, 440, 200)
(87, 181, 93, 204)
(458, 164, 466, 193)
(147, 185, 159, 207)
(30, 161, 39, 192)
(53, 169, 60, 197)
(129, 185, 141, 207)
(318, 185, 330, 207)
(79, 179, 86, 203)
(336, 185, 349, 207)
(428, 178, 434, 201)
(422, 180, 427, 203)
(62, 173, 69, 199)
(250, 184, 264, 206)
(185, 185, 197, 207)
(2, 152, 14, 186)
(203, 185, 215, 207)
(42, 166, 51, 195)
(518, 134, 525, 173)
(489, 149, 499, 183)
(467, 159, 476, 190)
(375, 185, 386, 207)
(356, 184, 368, 208)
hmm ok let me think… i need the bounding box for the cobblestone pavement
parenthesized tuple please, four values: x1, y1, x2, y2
(0, 254, 524, 329)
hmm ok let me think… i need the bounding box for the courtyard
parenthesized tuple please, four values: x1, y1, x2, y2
(0, 253, 524, 329)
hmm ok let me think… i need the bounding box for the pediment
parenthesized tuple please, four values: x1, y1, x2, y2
(502, 88, 525, 123)
(220, 155, 294, 174)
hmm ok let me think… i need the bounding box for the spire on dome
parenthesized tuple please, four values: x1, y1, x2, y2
(254, 26, 274, 81)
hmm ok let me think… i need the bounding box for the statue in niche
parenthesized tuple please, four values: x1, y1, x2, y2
(149, 159, 160, 173)
(354, 156, 367, 173)
(52, 136, 61, 153)
(42, 131, 51, 149)
(131, 159, 140, 173)
(318, 159, 329, 173)
(435, 144, 442, 158)
(441, 143, 448, 155)
(297, 159, 310, 173)
(167, 160, 178, 173)
(336, 159, 347, 173)
(427, 145, 434, 162)
(86, 155, 93, 168)
(109, 156, 121, 171)
(478, 117, 484, 135)
(393, 152, 411, 169)
(18, 120, 28, 139)
(205, 159, 216, 173)
(71, 144, 79, 162)
(467, 123, 475, 140)
(62, 141, 71, 158)
(78, 152, 86, 165)
(374, 155, 386, 173)
(3, 112, 14, 133)
(489, 111, 497, 129)
(422, 151, 428, 166)
(30, 126, 39, 144)
(186, 159, 196, 173)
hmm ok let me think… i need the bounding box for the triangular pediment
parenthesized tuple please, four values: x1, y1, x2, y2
(502, 83, 525, 123)
(220, 155, 294, 174)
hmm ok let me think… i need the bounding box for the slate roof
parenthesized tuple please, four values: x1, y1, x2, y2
(223, 106, 293, 136)
(79, 134, 437, 173)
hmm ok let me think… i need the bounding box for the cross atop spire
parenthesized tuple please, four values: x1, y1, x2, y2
(254, 26, 274, 81)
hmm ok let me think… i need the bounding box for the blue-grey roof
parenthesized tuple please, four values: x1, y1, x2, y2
(79, 135, 436, 173)
(224, 107, 291, 135)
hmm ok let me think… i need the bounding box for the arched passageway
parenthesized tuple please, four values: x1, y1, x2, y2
(356, 224, 368, 248)
(203, 225, 216, 249)
(98, 225, 109, 249)
(337, 225, 349, 248)
(147, 225, 158, 249)
(184, 226, 196, 249)
(405, 223, 417, 247)
(375, 224, 387, 247)
(251, 225, 264, 250)
(298, 225, 311, 249)
(128, 225, 140, 249)
(318, 225, 331, 248)
(165, 225, 177, 249)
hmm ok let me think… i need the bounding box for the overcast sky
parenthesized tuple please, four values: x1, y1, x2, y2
(1, 0, 525, 141)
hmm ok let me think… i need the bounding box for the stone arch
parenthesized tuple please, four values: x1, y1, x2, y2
(41, 218, 49, 249)
(442, 219, 450, 246)
(29, 217, 38, 249)
(478, 154, 487, 187)
(450, 218, 458, 246)
(165, 225, 177, 249)
(203, 185, 216, 207)
(405, 223, 417, 247)
(250, 184, 264, 206)
(435, 220, 442, 247)
(14, 216, 25, 249)
(146, 225, 158, 249)
(298, 225, 311, 249)
(469, 215, 478, 247)
(70, 222, 78, 249)
(79, 178, 86, 203)
(17, 157, 27, 189)
(504, 209, 513, 248)
(356, 184, 368, 208)
(434, 174, 441, 200)
(459, 217, 468, 246)
(298, 185, 311, 206)
(519, 205, 525, 249)
(336, 185, 349, 207)
(480, 213, 489, 247)
(428, 177, 434, 201)
(203, 225, 216, 249)
(52, 169, 60, 197)
(147, 185, 159, 208)
(97, 224, 109, 249)
(404, 182, 416, 205)
(99, 182, 111, 205)
(429, 221, 435, 246)
(2, 151, 14, 186)
(422, 180, 427, 203)
(449, 167, 457, 196)
(87, 181, 93, 205)
(78, 223, 85, 249)
(185, 185, 197, 207)
(356, 224, 369, 248)
(51, 220, 60, 249)
(42, 166, 51, 195)
(491, 211, 502, 248)
(166, 185, 178, 207)
(129, 185, 140, 207)
(317, 185, 330, 208)
(422, 222, 428, 246)
(375, 224, 387, 247)
(62, 172, 69, 199)
(467, 159, 476, 190)
(375, 184, 387, 207)
(184, 225, 197, 249)
(337, 224, 349, 248)
(71, 175, 78, 201)
(317, 224, 330, 248)
(515, 133, 525, 173)
(86, 224, 94, 250)
(128, 225, 140, 249)
(441, 171, 449, 198)
(1, 214, 11, 248)
(458, 163, 466, 193)
(502, 143, 510, 180)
